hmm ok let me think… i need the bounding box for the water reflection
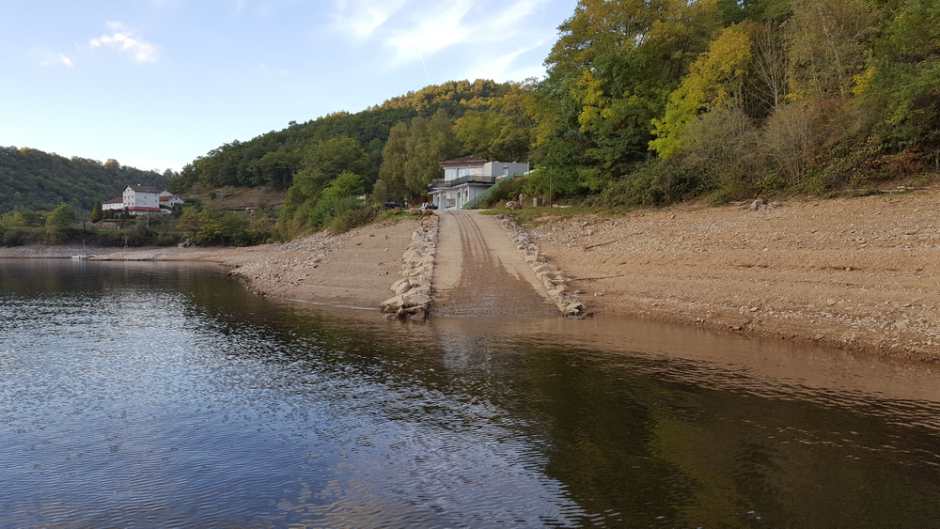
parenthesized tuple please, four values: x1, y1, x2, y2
(1, 260, 939, 528)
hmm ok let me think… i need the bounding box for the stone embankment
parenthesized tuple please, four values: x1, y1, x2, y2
(381, 216, 439, 321)
(496, 214, 585, 317)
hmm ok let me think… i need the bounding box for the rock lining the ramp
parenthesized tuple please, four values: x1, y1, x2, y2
(381, 215, 439, 321)
(496, 215, 585, 317)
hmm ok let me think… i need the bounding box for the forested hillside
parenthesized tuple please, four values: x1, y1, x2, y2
(0, 147, 170, 214)
(169, 0, 939, 240)
(167, 80, 514, 194)
(530, 0, 940, 206)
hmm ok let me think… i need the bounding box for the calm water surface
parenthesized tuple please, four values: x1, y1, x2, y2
(2, 260, 939, 528)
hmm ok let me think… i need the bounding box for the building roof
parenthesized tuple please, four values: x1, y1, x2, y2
(159, 190, 174, 197)
(103, 197, 123, 205)
(125, 185, 159, 193)
(438, 155, 489, 167)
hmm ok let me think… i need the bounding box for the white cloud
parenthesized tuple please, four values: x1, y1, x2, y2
(331, 0, 552, 75)
(384, 1, 474, 64)
(33, 46, 74, 68)
(462, 43, 546, 82)
(35, 48, 74, 68)
(89, 22, 159, 62)
(333, 0, 408, 37)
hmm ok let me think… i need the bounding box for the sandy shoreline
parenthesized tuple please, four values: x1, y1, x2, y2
(3, 190, 940, 362)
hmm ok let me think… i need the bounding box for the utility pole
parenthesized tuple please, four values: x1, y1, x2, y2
(549, 169, 553, 208)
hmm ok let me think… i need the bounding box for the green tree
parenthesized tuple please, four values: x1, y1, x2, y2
(1, 211, 27, 229)
(307, 172, 367, 230)
(280, 137, 372, 238)
(248, 149, 304, 189)
(220, 212, 247, 246)
(860, 0, 940, 154)
(323, 171, 366, 200)
(176, 208, 201, 240)
(45, 203, 76, 244)
(376, 121, 410, 201)
(784, 0, 873, 98)
(90, 200, 103, 223)
(650, 23, 757, 158)
(403, 109, 460, 196)
(454, 83, 537, 162)
(536, 0, 723, 193)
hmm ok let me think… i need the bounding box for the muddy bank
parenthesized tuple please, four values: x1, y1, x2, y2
(519, 188, 940, 362)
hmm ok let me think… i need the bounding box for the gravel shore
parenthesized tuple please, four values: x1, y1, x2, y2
(521, 188, 940, 362)
(4, 189, 939, 362)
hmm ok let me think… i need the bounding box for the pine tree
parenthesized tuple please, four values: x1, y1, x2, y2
(90, 200, 103, 223)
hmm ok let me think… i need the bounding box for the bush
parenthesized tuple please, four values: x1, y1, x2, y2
(308, 195, 364, 231)
(587, 159, 704, 208)
(3, 230, 23, 246)
(680, 104, 766, 201)
(157, 233, 182, 247)
(481, 178, 526, 208)
(324, 203, 382, 234)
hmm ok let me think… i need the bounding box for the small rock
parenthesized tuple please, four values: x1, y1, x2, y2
(595, 292, 604, 297)
(751, 198, 765, 211)
(827, 299, 836, 306)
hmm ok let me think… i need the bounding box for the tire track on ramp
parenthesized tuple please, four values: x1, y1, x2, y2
(432, 211, 558, 317)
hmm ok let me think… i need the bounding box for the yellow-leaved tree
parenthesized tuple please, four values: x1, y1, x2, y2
(649, 22, 756, 158)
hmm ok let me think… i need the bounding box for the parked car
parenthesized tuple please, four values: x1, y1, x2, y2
(383, 201, 400, 209)
(420, 202, 438, 210)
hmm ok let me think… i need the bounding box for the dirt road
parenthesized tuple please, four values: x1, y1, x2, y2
(431, 210, 557, 317)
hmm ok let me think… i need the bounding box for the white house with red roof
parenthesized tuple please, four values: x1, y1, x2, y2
(121, 185, 162, 216)
(428, 156, 529, 210)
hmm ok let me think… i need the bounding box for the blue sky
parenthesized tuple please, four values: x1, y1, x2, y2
(0, 0, 574, 173)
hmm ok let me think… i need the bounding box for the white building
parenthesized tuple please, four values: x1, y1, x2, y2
(159, 191, 184, 208)
(102, 197, 124, 212)
(122, 185, 162, 216)
(428, 156, 529, 210)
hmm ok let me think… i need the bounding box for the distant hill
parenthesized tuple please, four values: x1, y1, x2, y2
(0, 147, 170, 214)
(167, 79, 515, 193)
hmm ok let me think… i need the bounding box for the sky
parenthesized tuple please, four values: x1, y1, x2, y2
(0, 0, 575, 173)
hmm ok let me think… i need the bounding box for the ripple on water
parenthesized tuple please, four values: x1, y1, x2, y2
(3, 262, 940, 528)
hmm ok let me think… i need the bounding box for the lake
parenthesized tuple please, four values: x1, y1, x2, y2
(2, 260, 939, 528)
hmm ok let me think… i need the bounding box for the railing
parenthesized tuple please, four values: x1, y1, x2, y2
(462, 178, 507, 210)
(428, 175, 498, 190)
